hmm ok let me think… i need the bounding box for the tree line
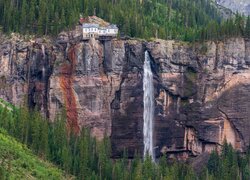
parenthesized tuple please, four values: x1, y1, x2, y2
(1, 104, 250, 179)
(0, 105, 195, 179)
(198, 14, 250, 41)
(0, 0, 249, 41)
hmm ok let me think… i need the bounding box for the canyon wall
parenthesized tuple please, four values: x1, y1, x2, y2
(1, 31, 250, 159)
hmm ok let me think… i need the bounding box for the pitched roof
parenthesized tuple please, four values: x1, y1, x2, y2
(107, 24, 118, 29)
(99, 27, 107, 30)
(88, 16, 109, 26)
(82, 23, 99, 28)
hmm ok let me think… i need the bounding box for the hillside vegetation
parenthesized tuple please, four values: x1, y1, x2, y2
(0, 0, 249, 41)
(0, 129, 72, 179)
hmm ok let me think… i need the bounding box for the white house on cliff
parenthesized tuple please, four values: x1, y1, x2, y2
(82, 23, 118, 39)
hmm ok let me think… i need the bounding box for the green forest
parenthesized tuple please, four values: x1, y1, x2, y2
(0, 0, 250, 41)
(0, 102, 250, 179)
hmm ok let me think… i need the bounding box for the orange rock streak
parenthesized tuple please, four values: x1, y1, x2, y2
(59, 46, 80, 134)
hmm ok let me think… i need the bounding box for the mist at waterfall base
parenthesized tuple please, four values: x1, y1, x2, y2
(143, 51, 155, 162)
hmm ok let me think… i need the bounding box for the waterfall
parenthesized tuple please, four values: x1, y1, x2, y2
(41, 45, 46, 82)
(41, 45, 45, 60)
(143, 51, 155, 162)
(42, 67, 46, 82)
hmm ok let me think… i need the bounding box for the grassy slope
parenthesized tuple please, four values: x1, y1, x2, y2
(0, 128, 73, 180)
(0, 99, 73, 179)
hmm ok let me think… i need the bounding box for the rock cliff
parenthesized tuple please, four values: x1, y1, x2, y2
(216, 0, 250, 15)
(1, 31, 250, 159)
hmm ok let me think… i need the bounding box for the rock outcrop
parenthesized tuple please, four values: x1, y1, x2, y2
(216, 0, 250, 15)
(1, 31, 250, 159)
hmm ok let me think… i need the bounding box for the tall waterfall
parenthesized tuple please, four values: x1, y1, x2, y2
(143, 51, 155, 162)
(41, 45, 46, 82)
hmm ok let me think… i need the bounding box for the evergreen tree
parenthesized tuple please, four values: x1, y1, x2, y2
(39, 120, 49, 158)
(20, 0, 27, 33)
(245, 16, 250, 38)
(30, 111, 41, 153)
(207, 150, 220, 176)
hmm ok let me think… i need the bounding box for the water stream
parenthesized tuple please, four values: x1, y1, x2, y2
(41, 45, 46, 82)
(143, 51, 155, 162)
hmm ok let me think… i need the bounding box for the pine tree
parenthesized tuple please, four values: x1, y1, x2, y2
(207, 150, 220, 176)
(38, 0, 46, 34)
(62, 144, 71, 172)
(245, 16, 250, 38)
(142, 154, 155, 179)
(39, 119, 49, 159)
(30, 111, 41, 153)
(20, 0, 27, 33)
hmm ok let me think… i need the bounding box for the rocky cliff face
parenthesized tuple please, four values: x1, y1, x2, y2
(216, 0, 250, 15)
(1, 31, 250, 159)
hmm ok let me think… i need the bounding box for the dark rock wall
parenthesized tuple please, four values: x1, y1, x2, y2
(111, 41, 145, 158)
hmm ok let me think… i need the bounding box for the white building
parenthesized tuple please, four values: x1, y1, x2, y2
(98, 27, 107, 36)
(106, 25, 119, 36)
(82, 23, 118, 39)
(82, 24, 100, 39)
